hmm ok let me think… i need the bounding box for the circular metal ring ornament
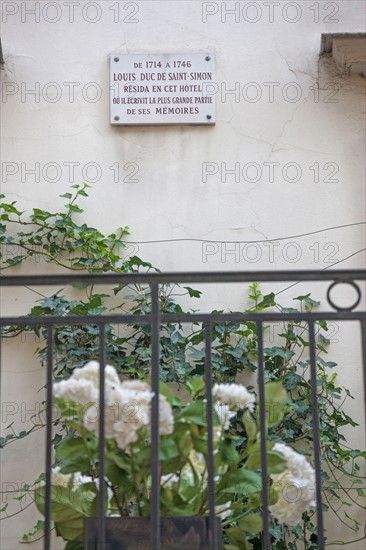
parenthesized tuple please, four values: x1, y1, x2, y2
(326, 279, 362, 311)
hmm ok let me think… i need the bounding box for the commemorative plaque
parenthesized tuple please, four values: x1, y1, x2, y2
(110, 53, 216, 126)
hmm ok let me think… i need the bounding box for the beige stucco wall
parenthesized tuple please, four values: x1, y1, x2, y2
(1, 1, 365, 548)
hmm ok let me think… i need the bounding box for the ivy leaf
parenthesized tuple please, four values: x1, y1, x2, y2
(294, 294, 320, 309)
(184, 287, 202, 298)
(318, 320, 328, 330)
(69, 204, 83, 213)
(264, 347, 295, 362)
(21, 519, 45, 542)
(189, 347, 206, 361)
(252, 293, 276, 312)
(32, 208, 53, 221)
(6, 256, 23, 266)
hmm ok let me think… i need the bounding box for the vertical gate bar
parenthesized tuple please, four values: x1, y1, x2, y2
(204, 323, 218, 550)
(44, 326, 53, 550)
(256, 322, 270, 550)
(361, 319, 366, 414)
(308, 321, 325, 549)
(150, 283, 160, 550)
(98, 323, 106, 550)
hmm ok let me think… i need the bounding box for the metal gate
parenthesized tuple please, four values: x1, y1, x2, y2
(1, 269, 365, 549)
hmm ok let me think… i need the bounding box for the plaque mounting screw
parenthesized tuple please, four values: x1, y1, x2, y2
(205, 56, 211, 61)
(114, 116, 120, 121)
(114, 57, 120, 62)
(206, 114, 212, 120)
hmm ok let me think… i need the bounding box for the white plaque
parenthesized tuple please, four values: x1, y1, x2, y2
(110, 53, 216, 126)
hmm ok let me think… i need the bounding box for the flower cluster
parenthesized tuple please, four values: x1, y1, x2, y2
(53, 360, 121, 405)
(212, 383, 255, 412)
(212, 383, 316, 525)
(269, 442, 316, 526)
(212, 382, 255, 429)
(47, 368, 316, 548)
(53, 361, 174, 450)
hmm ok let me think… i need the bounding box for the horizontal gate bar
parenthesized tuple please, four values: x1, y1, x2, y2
(0, 269, 365, 287)
(1, 311, 364, 327)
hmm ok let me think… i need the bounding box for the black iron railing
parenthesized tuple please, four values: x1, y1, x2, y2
(1, 270, 365, 550)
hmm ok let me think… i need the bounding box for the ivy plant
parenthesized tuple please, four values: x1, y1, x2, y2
(0, 186, 364, 549)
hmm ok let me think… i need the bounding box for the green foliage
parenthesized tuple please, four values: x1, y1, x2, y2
(35, 482, 98, 544)
(0, 184, 138, 273)
(0, 185, 195, 382)
(35, 378, 283, 549)
(1, 186, 364, 549)
(21, 520, 45, 543)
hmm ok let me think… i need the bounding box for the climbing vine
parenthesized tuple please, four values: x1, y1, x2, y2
(1, 185, 364, 548)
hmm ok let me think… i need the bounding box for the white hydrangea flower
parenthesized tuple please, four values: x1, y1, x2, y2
(213, 383, 255, 412)
(53, 377, 98, 406)
(269, 442, 316, 526)
(53, 361, 121, 405)
(72, 361, 121, 388)
(112, 391, 173, 450)
(112, 387, 153, 450)
(83, 386, 129, 438)
(158, 394, 174, 435)
(121, 383, 173, 434)
(51, 467, 73, 488)
(214, 402, 236, 430)
(113, 418, 143, 449)
(120, 380, 150, 392)
(74, 473, 93, 485)
(215, 501, 232, 520)
(54, 362, 174, 451)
